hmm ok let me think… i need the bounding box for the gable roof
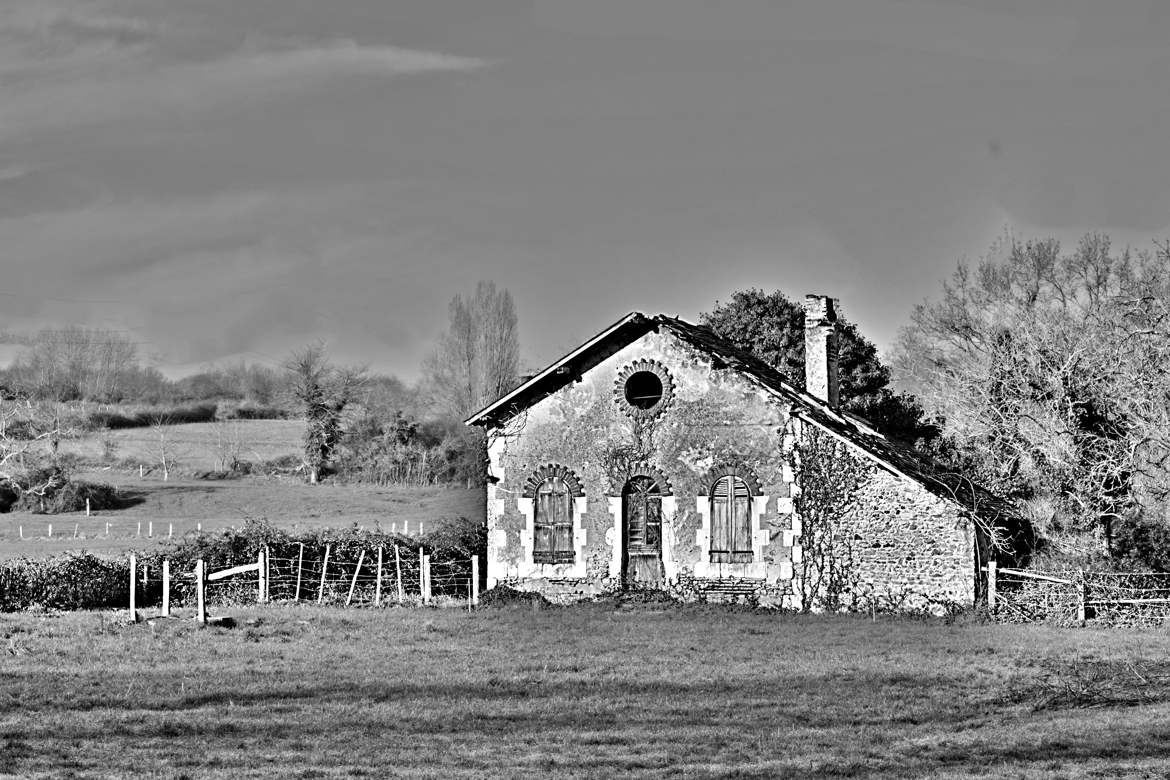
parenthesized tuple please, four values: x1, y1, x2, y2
(466, 312, 1012, 526)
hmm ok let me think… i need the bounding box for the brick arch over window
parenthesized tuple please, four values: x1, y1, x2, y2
(522, 464, 585, 499)
(608, 463, 673, 496)
(699, 464, 762, 497)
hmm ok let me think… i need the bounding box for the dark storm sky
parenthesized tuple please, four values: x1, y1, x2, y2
(2, 0, 1168, 377)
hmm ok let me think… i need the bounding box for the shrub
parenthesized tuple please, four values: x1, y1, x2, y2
(9, 478, 124, 514)
(84, 403, 219, 431)
(0, 554, 128, 611)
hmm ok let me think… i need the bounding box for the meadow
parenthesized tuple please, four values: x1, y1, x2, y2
(0, 417, 484, 557)
(4, 605, 1170, 779)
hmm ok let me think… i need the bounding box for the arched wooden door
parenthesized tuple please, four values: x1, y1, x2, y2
(622, 476, 663, 589)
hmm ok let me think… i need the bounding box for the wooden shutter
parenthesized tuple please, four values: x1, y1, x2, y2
(534, 481, 555, 563)
(710, 476, 753, 563)
(553, 481, 574, 563)
(534, 477, 574, 564)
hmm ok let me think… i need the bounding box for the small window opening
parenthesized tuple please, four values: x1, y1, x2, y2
(624, 371, 664, 409)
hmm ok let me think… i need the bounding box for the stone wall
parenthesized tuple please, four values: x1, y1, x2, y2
(482, 327, 978, 612)
(842, 468, 976, 609)
(484, 329, 800, 594)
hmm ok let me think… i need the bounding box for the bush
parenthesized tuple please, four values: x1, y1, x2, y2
(0, 554, 128, 611)
(9, 477, 124, 515)
(84, 403, 219, 430)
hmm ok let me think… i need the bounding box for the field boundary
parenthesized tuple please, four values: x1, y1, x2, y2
(988, 563, 1170, 626)
(126, 544, 481, 622)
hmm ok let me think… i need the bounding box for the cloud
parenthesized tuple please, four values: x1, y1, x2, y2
(0, 6, 489, 140)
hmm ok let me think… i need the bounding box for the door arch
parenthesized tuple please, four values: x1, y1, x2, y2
(622, 475, 664, 589)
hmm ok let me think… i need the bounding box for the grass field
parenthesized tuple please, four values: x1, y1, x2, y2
(58, 419, 305, 471)
(4, 605, 1170, 778)
(0, 477, 483, 557)
(2, 417, 485, 557)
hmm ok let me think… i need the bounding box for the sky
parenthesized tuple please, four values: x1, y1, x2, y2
(2, 0, 1168, 379)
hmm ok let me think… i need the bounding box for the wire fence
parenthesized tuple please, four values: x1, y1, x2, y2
(128, 544, 480, 619)
(990, 565, 1170, 627)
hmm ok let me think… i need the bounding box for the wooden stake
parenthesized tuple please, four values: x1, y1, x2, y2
(423, 553, 432, 605)
(1077, 571, 1088, 625)
(419, 548, 425, 602)
(471, 555, 479, 608)
(346, 549, 366, 606)
(128, 554, 137, 621)
(257, 549, 267, 604)
(148, 521, 153, 538)
(162, 559, 171, 617)
(73, 523, 79, 539)
(318, 544, 331, 603)
(136, 521, 141, 537)
(86, 498, 90, 517)
(263, 545, 270, 602)
(294, 543, 304, 601)
(375, 545, 384, 607)
(105, 522, 110, 536)
(139, 464, 143, 478)
(18, 525, 23, 540)
(395, 544, 404, 604)
(47, 523, 52, 538)
(195, 560, 206, 624)
(168, 523, 173, 539)
(987, 559, 997, 614)
(197, 522, 202, 534)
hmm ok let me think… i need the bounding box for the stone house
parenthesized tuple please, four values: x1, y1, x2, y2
(466, 295, 1012, 610)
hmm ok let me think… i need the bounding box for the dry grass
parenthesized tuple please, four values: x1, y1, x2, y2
(4, 606, 1170, 778)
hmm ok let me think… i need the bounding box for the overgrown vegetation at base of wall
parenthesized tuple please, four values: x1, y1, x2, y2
(0, 517, 486, 612)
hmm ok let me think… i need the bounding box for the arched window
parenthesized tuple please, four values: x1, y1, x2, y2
(534, 476, 575, 564)
(710, 475, 754, 563)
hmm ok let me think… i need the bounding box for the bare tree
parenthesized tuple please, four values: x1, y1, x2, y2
(285, 344, 366, 484)
(9, 326, 139, 402)
(0, 397, 67, 506)
(424, 281, 519, 421)
(895, 232, 1170, 565)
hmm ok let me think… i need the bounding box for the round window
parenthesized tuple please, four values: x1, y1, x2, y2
(624, 371, 664, 410)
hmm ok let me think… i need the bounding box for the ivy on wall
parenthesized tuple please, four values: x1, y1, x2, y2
(794, 425, 869, 611)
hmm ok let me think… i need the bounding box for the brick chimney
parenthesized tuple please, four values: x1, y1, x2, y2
(803, 294, 840, 407)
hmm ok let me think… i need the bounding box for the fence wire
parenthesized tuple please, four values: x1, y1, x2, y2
(130, 547, 477, 610)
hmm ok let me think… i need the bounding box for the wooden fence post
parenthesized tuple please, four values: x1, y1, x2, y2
(148, 521, 153, 538)
(318, 544, 331, 604)
(1077, 571, 1087, 625)
(162, 559, 171, 617)
(346, 550, 366, 606)
(195, 560, 206, 624)
(375, 546, 384, 607)
(423, 554, 432, 605)
(294, 542, 304, 602)
(418, 548, 425, 603)
(257, 548, 267, 604)
(128, 554, 138, 622)
(471, 555, 479, 608)
(395, 544, 404, 604)
(987, 559, 997, 614)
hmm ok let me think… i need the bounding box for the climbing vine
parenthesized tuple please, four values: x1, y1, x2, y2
(793, 425, 869, 612)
